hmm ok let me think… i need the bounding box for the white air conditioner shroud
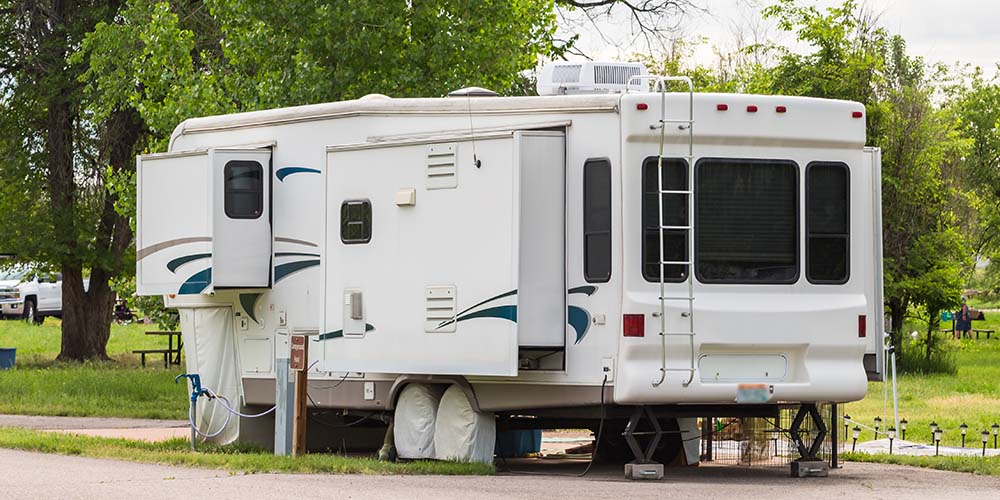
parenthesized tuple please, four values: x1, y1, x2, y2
(536, 61, 648, 96)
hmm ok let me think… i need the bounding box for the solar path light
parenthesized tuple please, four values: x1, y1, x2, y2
(852, 426, 861, 453)
(843, 414, 851, 443)
(934, 429, 943, 456)
(900, 419, 908, 440)
(993, 423, 999, 449)
(960, 423, 968, 448)
(888, 427, 896, 455)
(983, 430, 990, 457)
(930, 421, 938, 444)
(874, 416, 882, 437)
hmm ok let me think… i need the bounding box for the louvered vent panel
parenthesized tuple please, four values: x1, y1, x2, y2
(426, 143, 458, 189)
(425, 286, 457, 333)
(593, 64, 643, 85)
(552, 64, 582, 83)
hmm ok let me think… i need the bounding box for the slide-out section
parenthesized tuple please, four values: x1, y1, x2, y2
(322, 130, 567, 377)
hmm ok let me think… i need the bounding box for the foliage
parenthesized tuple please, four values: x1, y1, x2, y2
(898, 328, 958, 375)
(843, 452, 1000, 478)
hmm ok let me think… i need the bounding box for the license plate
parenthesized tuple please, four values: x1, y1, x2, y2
(736, 383, 771, 404)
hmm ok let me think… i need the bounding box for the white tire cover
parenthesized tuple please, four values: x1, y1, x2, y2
(678, 417, 700, 465)
(433, 384, 496, 463)
(393, 384, 445, 459)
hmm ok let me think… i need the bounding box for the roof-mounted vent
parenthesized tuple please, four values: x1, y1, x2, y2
(447, 87, 499, 98)
(537, 61, 648, 96)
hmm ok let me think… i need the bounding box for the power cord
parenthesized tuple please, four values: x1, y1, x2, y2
(497, 374, 608, 477)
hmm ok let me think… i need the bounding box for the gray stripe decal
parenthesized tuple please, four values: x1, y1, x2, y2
(274, 237, 319, 248)
(137, 237, 212, 261)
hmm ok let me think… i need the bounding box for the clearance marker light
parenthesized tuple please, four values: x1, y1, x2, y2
(858, 315, 867, 338)
(636, 103, 648, 110)
(716, 104, 729, 111)
(747, 105, 758, 112)
(776, 105, 787, 113)
(623, 314, 645, 337)
(852, 111, 864, 118)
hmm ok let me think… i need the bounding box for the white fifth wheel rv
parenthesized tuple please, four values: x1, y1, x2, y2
(136, 61, 884, 470)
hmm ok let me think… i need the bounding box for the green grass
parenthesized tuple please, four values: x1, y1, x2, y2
(0, 427, 493, 475)
(845, 317, 1000, 449)
(0, 318, 188, 419)
(843, 452, 1000, 477)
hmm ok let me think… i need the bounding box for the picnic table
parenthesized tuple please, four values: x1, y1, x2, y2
(134, 331, 183, 368)
(941, 308, 995, 339)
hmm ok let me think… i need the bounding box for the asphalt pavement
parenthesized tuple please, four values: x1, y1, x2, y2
(2, 448, 999, 500)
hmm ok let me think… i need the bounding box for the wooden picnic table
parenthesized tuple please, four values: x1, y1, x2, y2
(134, 331, 183, 368)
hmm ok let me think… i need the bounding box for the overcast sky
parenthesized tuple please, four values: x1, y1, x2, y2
(564, 0, 1000, 75)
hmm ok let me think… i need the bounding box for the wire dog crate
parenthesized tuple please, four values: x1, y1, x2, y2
(700, 404, 841, 467)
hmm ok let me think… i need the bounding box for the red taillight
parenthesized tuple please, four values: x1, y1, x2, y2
(636, 103, 648, 110)
(747, 105, 758, 113)
(852, 111, 864, 118)
(776, 105, 787, 113)
(623, 314, 645, 337)
(858, 315, 867, 338)
(717, 103, 729, 111)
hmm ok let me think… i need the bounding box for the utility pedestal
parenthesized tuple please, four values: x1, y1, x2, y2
(274, 329, 294, 456)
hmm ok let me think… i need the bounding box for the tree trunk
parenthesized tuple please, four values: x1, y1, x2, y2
(888, 297, 907, 367)
(924, 311, 940, 366)
(57, 267, 114, 362)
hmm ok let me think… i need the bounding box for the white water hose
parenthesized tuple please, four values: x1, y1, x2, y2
(176, 373, 275, 445)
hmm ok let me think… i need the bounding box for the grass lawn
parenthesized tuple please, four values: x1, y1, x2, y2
(0, 318, 188, 419)
(0, 427, 492, 475)
(845, 318, 1000, 449)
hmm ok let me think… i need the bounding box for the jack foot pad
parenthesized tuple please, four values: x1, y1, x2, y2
(790, 460, 829, 478)
(625, 462, 664, 480)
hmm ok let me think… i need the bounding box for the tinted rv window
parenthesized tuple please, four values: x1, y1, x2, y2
(584, 158, 612, 282)
(642, 157, 688, 282)
(224, 161, 264, 219)
(807, 162, 850, 283)
(695, 159, 798, 283)
(341, 200, 372, 244)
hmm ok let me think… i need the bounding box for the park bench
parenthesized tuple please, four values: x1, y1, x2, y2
(134, 331, 183, 368)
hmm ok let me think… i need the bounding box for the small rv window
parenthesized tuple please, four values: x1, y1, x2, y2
(341, 200, 372, 244)
(807, 162, 850, 284)
(584, 158, 612, 283)
(695, 158, 798, 284)
(642, 157, 688, 283)
(224, 160, 264, 219)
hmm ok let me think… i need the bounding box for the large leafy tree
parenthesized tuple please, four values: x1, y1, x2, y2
(0, 0, 561, 361)
(0, 1, 142, 361)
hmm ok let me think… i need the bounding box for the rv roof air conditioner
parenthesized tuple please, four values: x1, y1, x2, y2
(536, 61, 648, 96)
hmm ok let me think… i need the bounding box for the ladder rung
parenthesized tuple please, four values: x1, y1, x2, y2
(660, 190, 691, 195)
(660, 119, 694, 124)
(660, 261, 691, 266)
(662, 368, 696, 372)
(663, 332, 696, 337)
(660, 225, 691, 230)
(659, 296, 694, 300)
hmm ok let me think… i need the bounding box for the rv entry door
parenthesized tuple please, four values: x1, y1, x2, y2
(211, 148, 272, 288)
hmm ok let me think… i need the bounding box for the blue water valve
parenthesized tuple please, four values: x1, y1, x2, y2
(175, 373, 208, 402)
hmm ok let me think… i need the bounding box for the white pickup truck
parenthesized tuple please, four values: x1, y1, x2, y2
(0, 267, 65, 324)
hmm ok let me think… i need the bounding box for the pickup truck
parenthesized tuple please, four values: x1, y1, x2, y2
(0, 267, 66, 324)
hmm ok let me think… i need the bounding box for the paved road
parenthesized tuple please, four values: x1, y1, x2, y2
(2, 449, 999, 500)
(0, 414, 186, 430)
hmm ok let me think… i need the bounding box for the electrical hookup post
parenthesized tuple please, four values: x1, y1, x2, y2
(275, 328, 314, 457)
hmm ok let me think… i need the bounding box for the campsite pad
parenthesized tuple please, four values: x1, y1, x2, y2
(0, 414, 188, 442)
(855, 438, 1000, 457)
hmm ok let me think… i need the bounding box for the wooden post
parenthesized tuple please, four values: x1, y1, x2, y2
(290, 334, 308, 457)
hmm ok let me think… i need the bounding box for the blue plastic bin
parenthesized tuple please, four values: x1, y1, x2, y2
(495, 429, 542, 458)
(0, 348, 15, 369)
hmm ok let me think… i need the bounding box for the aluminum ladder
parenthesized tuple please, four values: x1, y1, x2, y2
(629, 75, 696, 388)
